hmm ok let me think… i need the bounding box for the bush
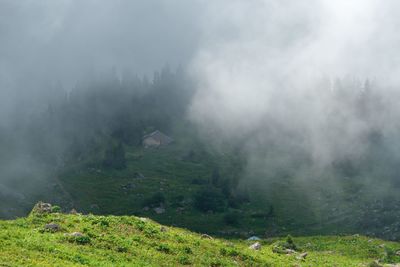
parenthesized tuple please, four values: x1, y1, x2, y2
(143, 192, 166, 208)
(51, 205, 61, 213)
(183, 247, 192, 254)
(285, 235, 297, 250)
(380, 246, 398, 263)
(272, 235, 299, 254)
(156, 244, 171, 254)
(223, 212, 240, 226)
(171, 195, 185, 208)
(75, 236, 91, 245)
(220, 247, 239, 256)
(103, 142, 126, 170)
(193, 188, 226, 212)
(66, 235, 91, 245)
(117, 246, 128, 253)
(178, 255, 191, 265)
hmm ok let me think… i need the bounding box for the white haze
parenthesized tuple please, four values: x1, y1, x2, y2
(189, 0, 400, 166)
(0, 0, 202, 125)
(1, 0, 400, 225)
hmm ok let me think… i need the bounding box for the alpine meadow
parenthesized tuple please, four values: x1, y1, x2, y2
(1, 1, 400, 266)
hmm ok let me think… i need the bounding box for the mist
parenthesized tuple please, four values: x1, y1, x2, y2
(188, 0, 400, 170)
(0, 0, 203, 217)
(187, 0, 400, 237)
(0, 0, 201, 112)
(1, 0, 400, 238)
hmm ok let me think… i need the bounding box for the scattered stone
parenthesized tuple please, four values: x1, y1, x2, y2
(121, 183, 135, 192)
(154, 207, 165, 214)
(296, 252, 308, 260)
(64, 232, 90, 244)
(69, 208, 78, 215)
(160, 226, 168, 232)
(143, 206, 150, 211)
(32, 201, 52, 214)
(368, 239, 373, 243)
(69, 232, 84, 237)
(247, 236, 261, 241)
(249, 242, 262, 250)
(44, 223, 61, 232)
(396, 250, 400, 256)
(134, 172, 145, 179)
(201, 234, 213, 240)
(285, 249, 296, 254)
(378, 244, 385, 248)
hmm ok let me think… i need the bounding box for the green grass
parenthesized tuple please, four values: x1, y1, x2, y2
(0, 210, 399, 266)
(40, 125, 399, 240)
(55, 140, 361, 238)
(58, 139, 249, 235)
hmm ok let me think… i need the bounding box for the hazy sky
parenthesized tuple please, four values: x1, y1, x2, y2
(2, 1, 400, 87)
(188, 0, 400, 166)
(0, 0, 202, 88)
(2, 0, 400, 161)
(3, 0, 400, 220)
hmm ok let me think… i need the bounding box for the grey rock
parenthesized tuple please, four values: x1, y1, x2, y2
(134, 172, 145, 179)
(154, 207, 165, 214)
(201, 234, 213, 239)
(44, 223, 61, 232)
(70, 232, 84, 237)
(69, 208, 78, 214)
(249, 242, 262, 250)
(285, 249, 296, 254)
(121, 183, 135, 191)
(32, 202, 52, 214)
(296, 252, 308, 260)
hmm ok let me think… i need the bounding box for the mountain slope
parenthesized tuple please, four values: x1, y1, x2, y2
(1, 205, 400, 266)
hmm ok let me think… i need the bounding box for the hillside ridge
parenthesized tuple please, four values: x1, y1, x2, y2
(0, 203, 400, 266)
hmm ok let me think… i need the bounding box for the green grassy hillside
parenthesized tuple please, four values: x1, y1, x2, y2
(1, 205, 399, 266)
(53, 136, 387, 239)
(58, 138, 248, 235)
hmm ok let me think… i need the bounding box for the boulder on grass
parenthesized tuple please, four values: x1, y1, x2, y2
(154, 207, 165, 214)
(44, 223, 61, 232)
(249, 242, 262, 250)
(30, 201, 52, 215)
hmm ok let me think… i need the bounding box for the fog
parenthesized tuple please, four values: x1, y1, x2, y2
(1, 0, 400, 236)
(188, 0, 400, 176)
(0, 0, 201, 118)
(0, 0, 204, 216)
(187, 0, 400, 236)
(190, 0, 400, 157)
